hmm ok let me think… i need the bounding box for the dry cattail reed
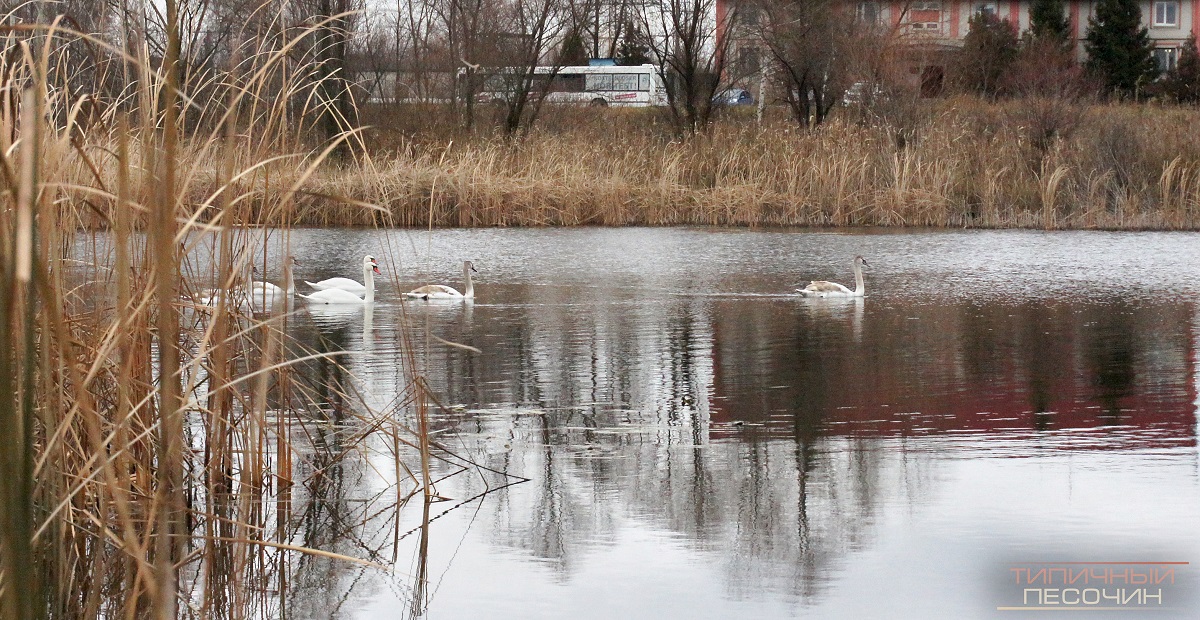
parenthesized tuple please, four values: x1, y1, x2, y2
(0, 11, 453, 618)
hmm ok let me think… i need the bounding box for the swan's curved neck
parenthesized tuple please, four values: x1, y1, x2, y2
(464, 263, 474, 298)
(853, 261, 865, 295)
(284, 261, 295, 294)
(242, 260, 255, 296)
(363, 262, 375, 304)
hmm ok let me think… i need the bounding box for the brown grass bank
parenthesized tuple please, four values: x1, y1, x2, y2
(210, 99, 1190, 229)
(337, 100, 1200, 229)
(60, 98, 1200, 230)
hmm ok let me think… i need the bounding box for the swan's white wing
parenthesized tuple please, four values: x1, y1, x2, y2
(300, 288, 366, 304)
(405, 284, 462, 298)
(250, 282, 285, 296)
(306, 277, 369, 292)
(801, 280, 852, 294)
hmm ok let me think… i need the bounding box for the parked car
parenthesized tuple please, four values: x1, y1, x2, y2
(842, 81, 884, 106)
(713, 88, 754, 106)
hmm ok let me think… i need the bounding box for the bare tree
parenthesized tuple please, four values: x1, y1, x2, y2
(432, 0, 495, 128)
(637, 0, 735, 133)
(398, 0, 443, 101)
(563, 0, 636, 60)
(304, 0, 362, 149)
(487, 0, 567, 135)
(755, 0, 857, 128)
(351, 12, 399, 103)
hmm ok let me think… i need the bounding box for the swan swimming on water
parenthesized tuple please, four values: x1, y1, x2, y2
(195, 256, 296, 312)
(404, 260, 476, 300)
(247, 257, 297, 308)
(797, 255, 868, 298)
(304, 254, 379, 293)
(300, 256, 379, 304)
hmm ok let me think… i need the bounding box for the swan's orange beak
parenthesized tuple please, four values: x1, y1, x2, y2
(372, 263, 381, 274)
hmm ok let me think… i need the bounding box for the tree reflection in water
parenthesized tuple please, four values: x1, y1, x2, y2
(260, 229, 1199, 616)
(303, 288, 1195, 610)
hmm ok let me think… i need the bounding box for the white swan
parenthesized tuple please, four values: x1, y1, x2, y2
(797, 255, 868, 298)
(304, 254, 379, 294)
(404, 260, 476, 300)
(195, 256, 296, 312)
(246, 257, 296, 308)
(300, 255, 378, 304)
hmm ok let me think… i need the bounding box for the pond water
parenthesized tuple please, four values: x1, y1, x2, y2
(270, 228, 1200, 618)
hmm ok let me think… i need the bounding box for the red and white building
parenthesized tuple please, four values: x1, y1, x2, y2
(717, 1, 1199, 95)
(863, 1, 1199, 67)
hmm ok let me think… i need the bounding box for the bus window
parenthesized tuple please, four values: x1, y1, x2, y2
(612, 74, 638, 91)
(552, 73, 584, 92)
(482, 75, 505, 92)
(638, 74, 650, 91)
(586, 73, 613, 91)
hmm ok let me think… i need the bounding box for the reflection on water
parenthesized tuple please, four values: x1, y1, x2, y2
(220, 229, 1200, 618)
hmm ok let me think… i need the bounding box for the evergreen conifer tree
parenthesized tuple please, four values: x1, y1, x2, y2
(615, 21, 651, 66)
(954, 12, 1018, 96)
(1084, 0, 1158, 96)
(559, 27, 589, 66)
(1163, 34, 1200, 102)
(1028, 0, 1071, 45)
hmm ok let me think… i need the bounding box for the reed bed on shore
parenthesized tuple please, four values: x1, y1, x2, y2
(201, 100, 1199, 229)
(53, 87, 1200, 230)
(0, 18, 452, 619)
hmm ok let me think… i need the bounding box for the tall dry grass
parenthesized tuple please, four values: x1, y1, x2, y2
(289, 100, 1200, 229)
(0, 15, 450, 619)
(43, 71, 1200, 230)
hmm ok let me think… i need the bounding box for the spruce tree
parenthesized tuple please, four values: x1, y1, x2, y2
(1028, 0, 1071, 46)
(1164, 34, 1200, 103)
(615, 21, 651, 66)
(954, 13, 1019, 97)
(559, 27, 589, 66)
(1084, 0, 1158, 97)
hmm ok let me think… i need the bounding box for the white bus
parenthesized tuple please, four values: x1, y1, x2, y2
(472, 64, 669, 107)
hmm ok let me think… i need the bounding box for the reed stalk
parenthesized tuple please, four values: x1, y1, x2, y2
(0, 13, 455, 618)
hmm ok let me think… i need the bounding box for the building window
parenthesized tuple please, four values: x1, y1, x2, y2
(857, 2, 879, 25)
(1153, 1, 1179, 27)
(909, 1, 941, 31)
(974, 2, 997, 17)
(1154, 47, 1178, 71)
